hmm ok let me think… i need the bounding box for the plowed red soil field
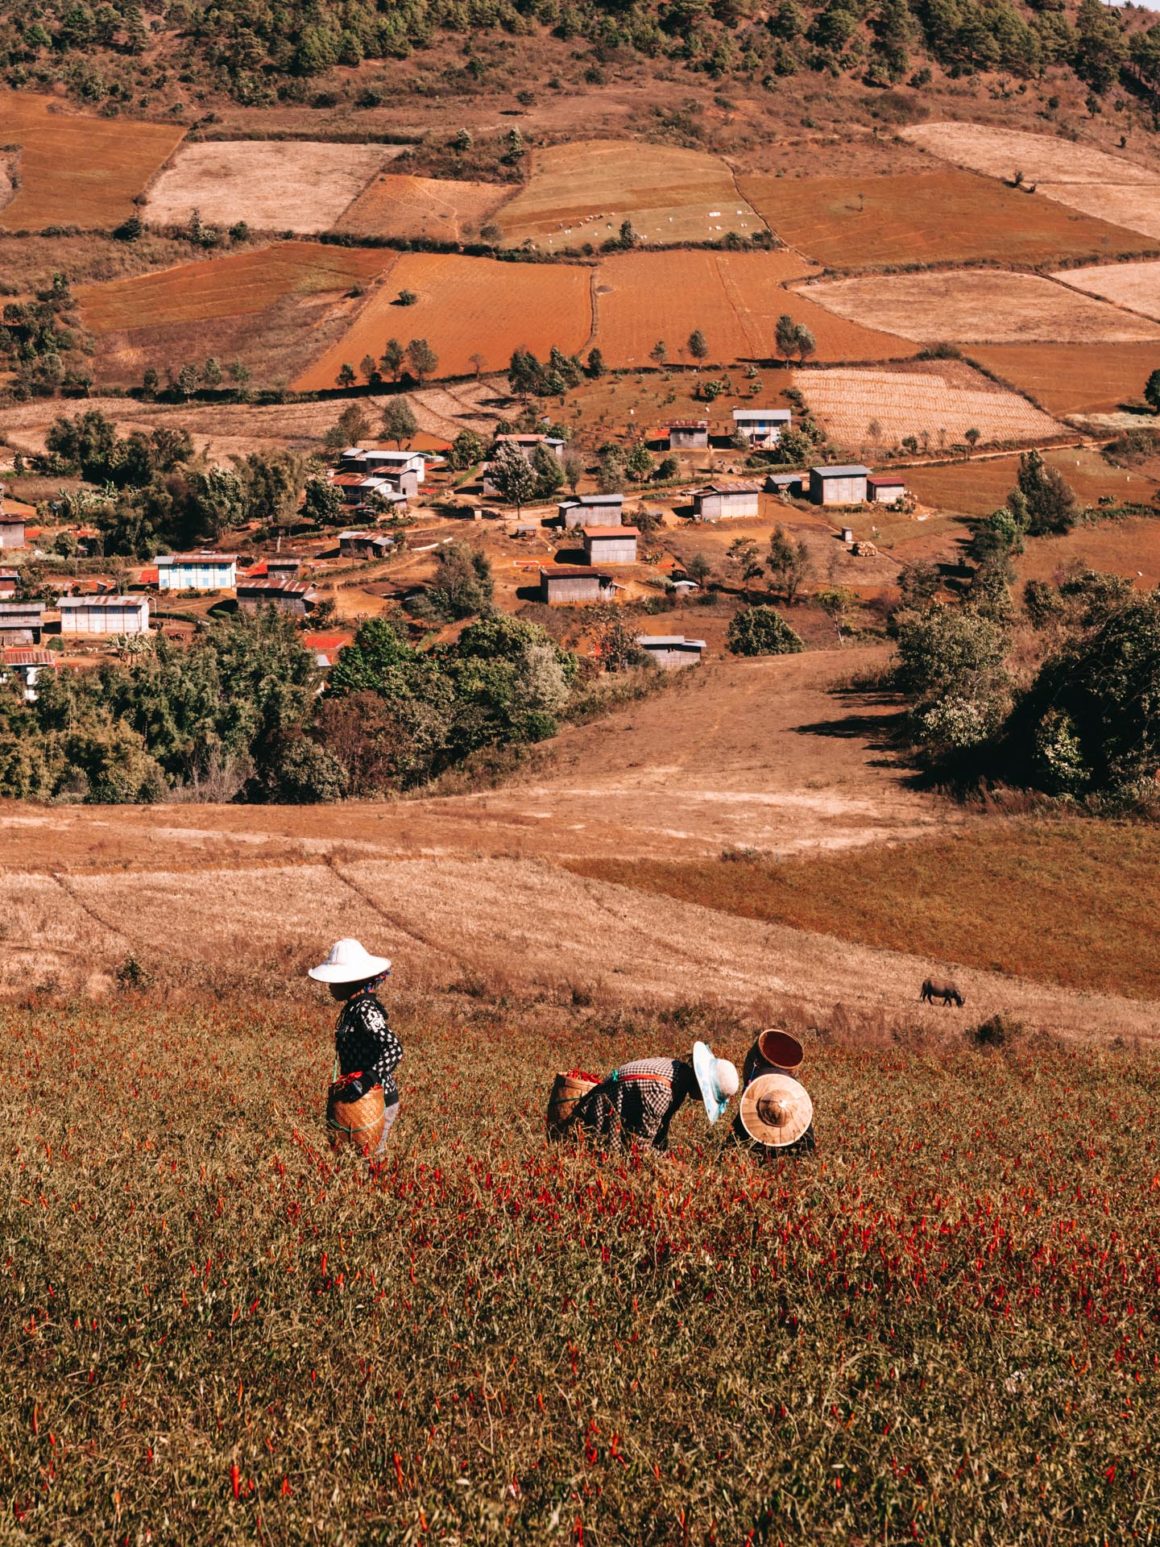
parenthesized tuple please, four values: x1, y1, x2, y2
(0, 91, 183, 230)
(967, 342, 1160, 417)
(334, 172, 511, 242)
(294, 252, 593, 388)
(740, 169, 1147, 269)
(590, 249, 914, 367)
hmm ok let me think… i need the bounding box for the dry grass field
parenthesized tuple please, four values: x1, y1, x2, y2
(571, 819, 1160, 999)
(144, 140, 398, 233)
(0, 91, 183, 230)
(496, 139, 763, 250)
(294, 252, 593, 388)
(796, 360, 1062, 452)
(739, 169, 1148, 269)
(591, 248, 914, 368)
(904, 447, 1159, 515)
(967, 342, 1160, 418)
(902, 122, 1160, 242)
(559, 365, 797, 445)
(1053, 259, 1160, 323)
(334, 171, 511, 243)
(1014, 513, 1160, 592)
(803, 269, 1160, 345)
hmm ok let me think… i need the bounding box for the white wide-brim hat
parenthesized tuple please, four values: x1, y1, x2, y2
(308, 937, 392, 984)
(692, 1040, 740, 1125)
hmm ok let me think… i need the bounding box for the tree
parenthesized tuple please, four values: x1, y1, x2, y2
(775, 313, 799, 362)
(359, 354, 379, 385)
(727, 537, 762, 595)
(586, 348, 606, 378)
(406, 339, 438, 384)
(596, 444, 627, 494)
(964, 427, 982, 450)
(895, 607, 1011, 756)
(380, 338, 405, 381)
(563, 452, 585, 495)
(1145, 368, 1160, 414)
(618, 220, 637, 249)
(303, 476, 346, 527)
(468, 352, 485, 378)
(381, 397, 418, 448)
(531, 442, 565, 498)
(767, 524, 812, 603)
(794, 323, 816, 364)
(593, 607, 649, 672)
(427, 542, 494, 620)
(650, 340, 668, 367)
(336, 362, 357, 390)
(687, 329, 709, 367)
(685, 552, 712, 586)
(1012, 450, 1076, 536)
(727, 605, 805, 656)
(322, 402, 371, 454)
(447, 430, 486, 472)
(489, 442, 538, 517)
(1075, 0, 1126, 93)
(626, 443, 653, 482)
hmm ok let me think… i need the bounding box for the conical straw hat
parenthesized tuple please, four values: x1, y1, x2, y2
(738, 1072, 813, 1148)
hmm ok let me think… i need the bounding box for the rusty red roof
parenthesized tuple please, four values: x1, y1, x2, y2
(1, 648, 55, 667)
(582, 526, 640, 539)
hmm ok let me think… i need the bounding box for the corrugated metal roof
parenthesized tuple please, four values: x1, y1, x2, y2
(157, 552, 238, 566)
(733, 408, 791, 420)
(583, 526, 640, 539)
(636, 636, 705, 649)
(811, 464, 870, 478)
(1, 648, 54, 666)
(59, 594, 147, 609)
(539, 565, 614, 580)
(669, 419, 708, 429)
(697, 483, 762, 496)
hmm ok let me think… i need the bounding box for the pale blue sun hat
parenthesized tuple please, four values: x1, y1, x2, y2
(692, 1041, 740, 1125)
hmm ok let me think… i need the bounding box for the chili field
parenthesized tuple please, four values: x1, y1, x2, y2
(1, 995, 1157, 1544)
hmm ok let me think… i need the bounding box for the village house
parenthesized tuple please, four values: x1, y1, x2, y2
(558, 492, 624, 529)
(692, 483, 762, 521)
(636, 635, 706, 671)
(539, 565, 616, 606)
(0, 570, 18, 598)
(582, 525, 639, 565)
(338, 530, 395, 560)
(363, 450, 426, 484)
(668, 419, 709, 450)
(0, 513, 27, 550)
(0, 600, 44, 644)
(732, 408, 792, 448)
(766, 472, 805, 498)
(493, 433, 566, 463)
(867, 474, 907, 505)
(60, 595, 150, 635)
(809, 464, 870, 507)
(265, 555, 305, 581)
(156, 552, 238, 592)
(0, 646, 55, 702)
(236, 579, 316, 617)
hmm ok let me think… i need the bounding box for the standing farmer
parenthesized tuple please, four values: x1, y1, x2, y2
(309, 939, 402, 1156)
(574, 1041, 739, 1151)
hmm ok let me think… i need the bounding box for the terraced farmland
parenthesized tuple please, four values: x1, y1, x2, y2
(334, 172, 511, 243)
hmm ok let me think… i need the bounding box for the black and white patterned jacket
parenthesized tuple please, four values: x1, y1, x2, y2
(335, 989, 403, 1105)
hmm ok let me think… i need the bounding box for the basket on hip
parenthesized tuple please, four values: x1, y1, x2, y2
(546, 1070, 600, 1141)
(327, 1070, 386, 1157)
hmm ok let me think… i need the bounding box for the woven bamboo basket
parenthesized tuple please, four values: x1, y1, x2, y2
(546, 1070, 599, 1141)
(327, 1074, 386, 1157)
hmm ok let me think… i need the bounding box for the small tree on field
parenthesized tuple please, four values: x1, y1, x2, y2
(586, 347, 606, 378)
(1145, 367, 1160, 414)
(727, 604, 804, 656)
(965, 426, 982, 450)
(775, 313, 799, 362)
(336, 362, 357, 390)
(489, 441, 537, 518)
(531, 442, 564, 498)
(794, 323, 816, 363)
(447, 429, 486, 471)
(685, 551, 712, 586)
(563, 451, 585, 495)
(382, 397, 418, 449)
(687, 329, 709, 368)
(468, 352, 486, 378)
(626, 443, 653, 482)
(767, 524, 812, 603)
(406, 338, 438, 385)
(303, 476, 346, 526)
(650, 340, 668, 367)
(380, 338, 405, 381)
(1011, 450, 1076, 537)
(323, 402, 371, 455)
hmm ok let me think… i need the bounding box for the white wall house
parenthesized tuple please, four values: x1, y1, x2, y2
(60, 596, 150, 635)
(732, 408, 792, 447)
(156, 553, 238, 591)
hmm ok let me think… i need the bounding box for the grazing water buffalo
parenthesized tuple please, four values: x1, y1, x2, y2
(921, 977, 964, 1007)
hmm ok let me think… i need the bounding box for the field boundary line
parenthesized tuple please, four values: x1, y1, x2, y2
(49, 871, 135, 947)
(323, 855, 469, 968)
(1045, 268, 1160, 330)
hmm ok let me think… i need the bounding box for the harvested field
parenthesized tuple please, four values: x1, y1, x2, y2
(410, 379, 508, 439)
(1053, 259, 1160, 323)
(293, 252, 592, 389)
(902, 122, 1160, 242)
(905, 447, 1159, 516)
(968, 342, 1160, 419)
(334, 171, 511, 242)
(796, 360, 1061, 453)
(144, 141, 398, 234)
(740, 169, 1148, 269)
(591, 248, 914, 368)
(75, 242, 391, 331)
(74, 242, 393, 389)
(0, 91, 183, 230)
(802, 270, 1160, 344)
(1015, 513, 1160, 592)
(497, 139, 763, 251)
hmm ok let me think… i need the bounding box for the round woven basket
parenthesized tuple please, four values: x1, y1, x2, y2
(327, 1077, 386, 1157)
(546, 1070, 599, 1141)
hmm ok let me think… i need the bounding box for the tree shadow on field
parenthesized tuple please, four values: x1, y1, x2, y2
(792, 688, 926, 783)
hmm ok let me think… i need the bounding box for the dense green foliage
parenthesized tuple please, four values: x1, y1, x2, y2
(727, 603, 805, 656)
(0, 994, 1156, 1541)
(0, 0, 1153, 110)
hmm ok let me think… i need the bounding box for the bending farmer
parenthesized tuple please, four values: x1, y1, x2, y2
(574, 1041, 739, 1151)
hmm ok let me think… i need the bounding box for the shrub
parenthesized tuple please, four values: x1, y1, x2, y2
(970, 1012, 1025, 1048)
(727, 605, 805, 657)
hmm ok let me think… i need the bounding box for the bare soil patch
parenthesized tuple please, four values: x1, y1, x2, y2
(591, 248, 913, 368)
(497, 139, 763, 251)
(294, 252, 593, 388)
(968, 342, 1160, 419)
(740, 169, 1148, 270)
(803, 270, 1160, 345)
(334, 171, 511, 243)
(901, 122, 1160, 242)
(1052, 259, 1160, 324)
(144, 141, 398, 234)
(796, 360, 1062, 455)
(0, 91, 184, 230)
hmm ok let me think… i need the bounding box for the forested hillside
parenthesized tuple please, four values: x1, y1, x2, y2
(0, 0, 1157, 121)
